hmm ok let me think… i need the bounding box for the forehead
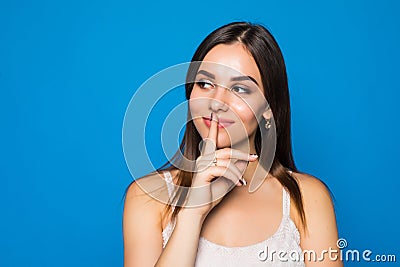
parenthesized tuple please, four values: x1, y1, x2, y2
(201, 43, 261, 83)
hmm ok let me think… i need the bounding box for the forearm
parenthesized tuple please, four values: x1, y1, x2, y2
(155, 212, 204, 267)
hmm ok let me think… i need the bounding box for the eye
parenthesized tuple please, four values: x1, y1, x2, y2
(230, 85, 250, 94)
(195, 79, 215, 89)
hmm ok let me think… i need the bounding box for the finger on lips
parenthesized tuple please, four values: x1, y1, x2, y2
(201, 112, 219, 155)
(208, 112, 219, 143)
(200, 112, 257, 187)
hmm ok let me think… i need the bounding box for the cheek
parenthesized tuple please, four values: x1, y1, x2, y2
(188, 97, 207, 137)
(189, 90, 203, 113)
(189, 90, 207, 114)
(231, 101, 261, 129)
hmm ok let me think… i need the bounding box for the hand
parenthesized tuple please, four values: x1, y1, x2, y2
(181, 112, 258, 219)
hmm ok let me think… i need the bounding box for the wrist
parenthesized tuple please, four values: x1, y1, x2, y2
(177, 209, 206, 225)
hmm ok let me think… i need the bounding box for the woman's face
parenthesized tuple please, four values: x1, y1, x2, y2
(189, 42, 268, 149)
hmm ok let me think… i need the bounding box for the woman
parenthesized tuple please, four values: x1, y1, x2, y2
(123, 22, 342, 266)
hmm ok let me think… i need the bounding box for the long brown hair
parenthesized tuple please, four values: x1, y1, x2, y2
(154, 22, 307, 228)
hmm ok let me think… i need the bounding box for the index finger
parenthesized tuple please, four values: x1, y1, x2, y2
(201, 112, 219, 155)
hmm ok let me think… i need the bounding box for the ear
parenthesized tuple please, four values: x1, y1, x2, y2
(262, 106, 272, 121)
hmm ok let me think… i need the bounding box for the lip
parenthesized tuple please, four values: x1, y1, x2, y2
(202, 116, 235, 128)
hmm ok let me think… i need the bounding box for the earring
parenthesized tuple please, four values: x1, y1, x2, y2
(265, 119, 271, 129)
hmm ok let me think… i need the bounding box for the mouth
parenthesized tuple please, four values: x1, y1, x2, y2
(202, 116, 235, 129)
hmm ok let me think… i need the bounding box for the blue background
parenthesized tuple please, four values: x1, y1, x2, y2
(1, 0, 399, 266)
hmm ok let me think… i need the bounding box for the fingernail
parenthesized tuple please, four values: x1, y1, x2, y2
(249, 154, 258, 160)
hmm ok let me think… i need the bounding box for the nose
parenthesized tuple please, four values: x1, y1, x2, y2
(209, 85, 230, 112)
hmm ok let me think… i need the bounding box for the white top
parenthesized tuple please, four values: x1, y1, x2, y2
(162, 170, 305, 266)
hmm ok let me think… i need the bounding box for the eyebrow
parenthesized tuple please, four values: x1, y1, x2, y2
(196, 70, 259, 86)
(231, 75, 259, 86)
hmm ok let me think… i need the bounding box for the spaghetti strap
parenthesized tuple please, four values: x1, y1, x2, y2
(282, 168, 293, 217)
(163, 170, 173, 183)
(163, 171, 175, 199)
(282, 188, 291, 217)
(161, 170, 177, 248)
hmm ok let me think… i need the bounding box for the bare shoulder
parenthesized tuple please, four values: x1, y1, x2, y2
(124, 169, 180, 227)
(290, 173, 342, 265)
(292, 171, 332, 202)
(291, 171, 334, 224)
(289, 171, 335, 230)
(124, 171, 173, 211)
(123, 171, 174, 266)
(291, 171, 338, 241)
